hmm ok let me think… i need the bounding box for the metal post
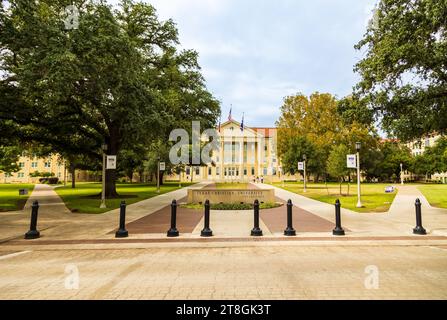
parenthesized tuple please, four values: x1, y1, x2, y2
(333, 199, 345, 236)
(201, 200, 213, 237)
(413, 199, 427, 235)
(25, 201, 40, 239)
(115, 201, 129, 238)
(167, 200, 180, 237)
(356, 151, 362, 208)
(157, 157, 160, 193)
(251, 200, 263, 236)
(100, 144, 107, 209)
(303, 158, 307, 193)
(284, 199, 296, 236)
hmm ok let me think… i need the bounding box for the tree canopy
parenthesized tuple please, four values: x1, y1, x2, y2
(351, 0, 447, 141)
(0, 0, 220, 195)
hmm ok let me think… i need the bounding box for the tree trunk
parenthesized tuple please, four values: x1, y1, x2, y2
(70, 164, 76, 189)
(138, 169, 144, 183)
(158, 171, 164, 186)
(104, 126, 120, 198)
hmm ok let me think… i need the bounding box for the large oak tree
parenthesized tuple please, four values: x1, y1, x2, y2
(0, 0, 219, 196)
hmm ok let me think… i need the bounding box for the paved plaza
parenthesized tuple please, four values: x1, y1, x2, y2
(1, 182, 447, 300)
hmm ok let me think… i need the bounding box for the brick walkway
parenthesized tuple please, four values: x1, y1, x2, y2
(1, 244, 446, 300)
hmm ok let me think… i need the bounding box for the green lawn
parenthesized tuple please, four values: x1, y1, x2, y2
(0, 184, 35, 212)
(272, 182, 398, 213)
(55, 182, 193, 214)
(214, 183, 252, 190)
(418, 185, 447, 209)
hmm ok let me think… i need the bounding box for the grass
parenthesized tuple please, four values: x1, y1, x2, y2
(0, 184, 35, 212)
(418, 185, 447, 209)
(272, 182, 398, 213)
(214, 183, 252, 190)
(181, 202, 282, 211)
(55, 182, 193, 214)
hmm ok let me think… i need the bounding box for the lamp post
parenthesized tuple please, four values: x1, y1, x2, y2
(356, 142, 362, 208)
(400, 163, 404, 185)
(303, 154, 307, 193)
(157, 156, 161, 194)
(100, 143, 108, 209)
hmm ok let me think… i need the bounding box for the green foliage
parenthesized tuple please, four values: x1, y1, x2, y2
(353, 0, 447, 140)
(363, 141, 413, 182)
(0, 0, 220, 196)
(29, 171, 55, 178)
(277, 92, 379, 180)
(0, 145, 20, 174)
(280, 136, 323, 176)
(326, 144, 351, 181)
(182, 202, 282, 211)
(412, 136, 447, 176)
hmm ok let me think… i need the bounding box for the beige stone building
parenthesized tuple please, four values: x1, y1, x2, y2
(404, 134, 447, 183)
(171, 120, 284, 183)
(0, 153, 66, 184)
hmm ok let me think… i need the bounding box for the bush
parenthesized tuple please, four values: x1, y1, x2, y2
(38, 177, 59, 184)
(181, 202, 283, 211)
(48, 177, 59, 184)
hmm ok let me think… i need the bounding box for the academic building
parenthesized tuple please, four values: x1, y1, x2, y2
(171, 120, 283, 183)
(0, 153, 66, 184)
(404, 134, 447, 183)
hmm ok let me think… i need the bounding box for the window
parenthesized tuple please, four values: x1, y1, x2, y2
(224, 168, 227, 176)
(195, 167, 200, 175)
(425, 138, 430, 147)
(18, 172, 25, 178)
(243, 168, 247, 176)
(31, 162, 38, 168)
(272, 168, 277, 176)
(251, 167, 255, 175)
(208, 167, 212, 175)
(19, 162, 25, 168)
(186, 167, 191, 175)
(263, 168, 268, 175)
(216, 167, 220, 176)
(44, 162, 51, 168)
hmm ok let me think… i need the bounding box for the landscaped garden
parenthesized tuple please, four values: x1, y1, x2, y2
(0, 184, 35, 212)
(272, 182, 398, 213)
(55, 182, 193, 214)
(418, 185, 447, 209)
(181, 202, 282, 211)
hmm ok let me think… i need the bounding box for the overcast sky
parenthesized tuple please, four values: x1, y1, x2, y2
(124, 0, 378, 127)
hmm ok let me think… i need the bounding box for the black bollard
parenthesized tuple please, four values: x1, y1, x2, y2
(332, 199, 345, 236)
(167, 200, 180, 237)
(251, 200, 263, 237)
(25, 201, 40, 240)
(413, 199, 427, 235)
(201, 200, 213, 237)
(115, 201, 129, 238)
(284, 200, 296, 236)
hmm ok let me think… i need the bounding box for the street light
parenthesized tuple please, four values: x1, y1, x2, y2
(157, 156, 161, 193)
(100, 143, 108, 209)
(303, 154, 307, 193)
(355, 142, 362, 208)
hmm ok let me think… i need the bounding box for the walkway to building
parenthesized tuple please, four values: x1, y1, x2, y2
(1, 182, 446, 243)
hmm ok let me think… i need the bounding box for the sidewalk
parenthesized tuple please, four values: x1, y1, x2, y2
(258, 183, 447, 237)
